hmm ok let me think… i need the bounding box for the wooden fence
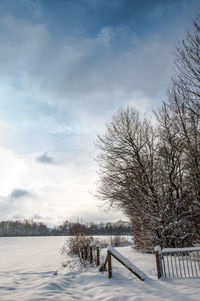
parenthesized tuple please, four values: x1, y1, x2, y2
(99, 246, 147, 281)
(155, 245, 200, 279)
(79, 245, 100, 266)
(79, 245, 147, 281)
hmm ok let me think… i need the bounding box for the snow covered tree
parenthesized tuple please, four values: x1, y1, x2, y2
(96, 107, 162, 251)
(96, 14, 200, 251)
(156, 104, 197, 247)
(159, 13, 200, 244)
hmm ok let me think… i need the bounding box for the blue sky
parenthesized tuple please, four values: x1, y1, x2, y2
(0, 0, 199, 225)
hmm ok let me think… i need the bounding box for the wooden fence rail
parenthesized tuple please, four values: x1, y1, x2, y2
(155, 245, 200, 279)
(100, 246, 147, 281)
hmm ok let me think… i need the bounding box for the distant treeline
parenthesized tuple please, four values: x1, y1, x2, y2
(0, 220, 131, 237)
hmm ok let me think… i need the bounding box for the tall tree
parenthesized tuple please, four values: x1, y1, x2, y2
(96, 14, 200, 251)
(160, 13, 200, 242)
(96, 107, 161, 251)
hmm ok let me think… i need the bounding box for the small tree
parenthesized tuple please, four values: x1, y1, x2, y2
(96, 107, 161, 251)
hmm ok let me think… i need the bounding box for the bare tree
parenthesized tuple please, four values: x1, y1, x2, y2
(95, 14, 200, 251)
(156, 104, 197, 247)
(96, 107, 162, 251)
(162, 13, 200, 243)
(96, 105, 198, 251)
(174, 13, 200, 117)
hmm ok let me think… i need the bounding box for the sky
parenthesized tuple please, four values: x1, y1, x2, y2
(0, 0, 199, 226)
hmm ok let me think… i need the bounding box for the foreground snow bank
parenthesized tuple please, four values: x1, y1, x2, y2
(0, 237, 199, 300)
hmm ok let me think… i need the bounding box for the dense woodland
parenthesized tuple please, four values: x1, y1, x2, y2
(96, 15, 200, 251)
(0, 220, 131, 237)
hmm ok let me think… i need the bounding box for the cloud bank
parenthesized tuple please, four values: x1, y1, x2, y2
(0, 0, 199, 225)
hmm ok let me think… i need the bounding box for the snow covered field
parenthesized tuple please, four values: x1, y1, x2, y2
(0, 236, 199, 301)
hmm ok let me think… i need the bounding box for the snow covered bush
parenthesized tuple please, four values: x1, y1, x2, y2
(61, 235, 95, 269)
(61, 235, 94, 257)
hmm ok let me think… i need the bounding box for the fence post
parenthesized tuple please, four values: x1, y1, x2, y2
(96, 247, 100, 266)
(84, 246, 88, 260)
(80, 248, 84, 260)
(89, 246, 93, 264)
(107, 250, 112, 279)
(155, 245, 162, 279)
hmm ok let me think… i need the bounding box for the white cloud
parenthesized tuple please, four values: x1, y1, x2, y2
(0, 145, 27, 195)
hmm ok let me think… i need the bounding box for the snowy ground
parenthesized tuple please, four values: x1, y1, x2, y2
(0, 236, 199, 301)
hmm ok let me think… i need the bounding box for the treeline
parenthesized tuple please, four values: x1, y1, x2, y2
(0, 220, 49, 237)
(52, 220, 131, 236)
(0, 219, 131, 237)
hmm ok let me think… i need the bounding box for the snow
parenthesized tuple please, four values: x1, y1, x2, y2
(0, 236, 199, 300)
(155, 245, 161, 253)
(162, 247, 200, 253)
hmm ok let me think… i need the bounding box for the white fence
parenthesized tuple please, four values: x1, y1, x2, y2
(155, 246, 200, 279)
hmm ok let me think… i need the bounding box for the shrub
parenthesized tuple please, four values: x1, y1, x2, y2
(64, 235, 94, 257)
